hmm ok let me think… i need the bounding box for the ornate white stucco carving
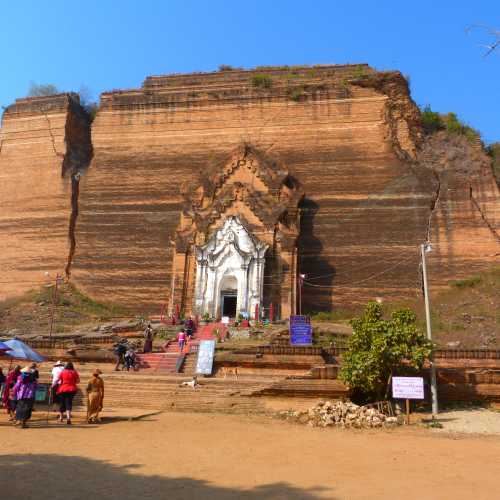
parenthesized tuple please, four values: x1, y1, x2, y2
(194, 216, 268, 318)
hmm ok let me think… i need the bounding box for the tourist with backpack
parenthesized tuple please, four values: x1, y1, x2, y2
(12, 367, 37, 428)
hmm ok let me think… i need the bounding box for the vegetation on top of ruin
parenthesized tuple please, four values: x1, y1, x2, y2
(420, 105, 480, 143)
(218, 64, 241, 71)
(250, 74, 273, 89)
(26, 82, 98, 122)
(28, 82, 59, 97)
(351, 64, 369, 79)
(287, 87, 306, 102)
(487, 142, 500, 184)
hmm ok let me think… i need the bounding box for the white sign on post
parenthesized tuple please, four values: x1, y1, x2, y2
(392, 376, 425, 400)
(196, 339, 216, 375)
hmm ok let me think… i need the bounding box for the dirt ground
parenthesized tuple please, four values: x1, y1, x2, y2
(1, 410, 500, 500)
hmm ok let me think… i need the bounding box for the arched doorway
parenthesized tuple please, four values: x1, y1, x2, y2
(219, 275, 238, 317)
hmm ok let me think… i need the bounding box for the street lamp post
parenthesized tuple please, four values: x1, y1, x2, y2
(421, 243, 439, 417)
(298, 274, 306, 316)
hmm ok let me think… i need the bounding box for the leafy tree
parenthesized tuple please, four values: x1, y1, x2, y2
(339, 302, 433, 402)
(28, 82, 59, 97)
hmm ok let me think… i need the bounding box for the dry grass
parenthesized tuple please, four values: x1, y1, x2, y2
(0, 282, 126, 336)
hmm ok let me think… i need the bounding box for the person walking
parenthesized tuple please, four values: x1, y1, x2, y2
(55, 362, 80, 425)
(185, 317, 195, 340)
(13, 367, 37, 428)
(114, 341, 127, 371)
(86, 369, 104, 423)
(177, 328, 186, 353)
(143, 323, 154, 353)
(0, 367, 5, 401)
(51, 360, 64, 408)
(3, 365, 21, 420)
(124, 347, 137, 371)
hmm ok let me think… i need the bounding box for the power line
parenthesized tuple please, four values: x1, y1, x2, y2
(303, 254, 416, 288)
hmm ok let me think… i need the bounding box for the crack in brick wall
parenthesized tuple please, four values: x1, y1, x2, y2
(43, 113, 65, 160)
(470, 185, 500, 245)
(65, 172, 81, 277)
(426, 170, 441, 243)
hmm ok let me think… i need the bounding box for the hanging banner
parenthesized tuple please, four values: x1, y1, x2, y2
(196, 339, 216, 375)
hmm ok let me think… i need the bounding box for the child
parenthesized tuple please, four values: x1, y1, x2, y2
(177, 328, 186, 352)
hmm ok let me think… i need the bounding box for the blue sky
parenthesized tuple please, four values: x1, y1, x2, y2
(1, 1, 499, 142)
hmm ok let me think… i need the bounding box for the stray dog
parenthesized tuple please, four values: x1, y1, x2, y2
(221, 366, 238, 379)
(180, 376, 198, 389)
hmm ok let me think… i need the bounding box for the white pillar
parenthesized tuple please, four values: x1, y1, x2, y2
(194, 259, 206, 314)
(238, 264, 249, 316)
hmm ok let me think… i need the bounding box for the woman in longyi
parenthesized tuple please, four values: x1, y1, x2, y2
(86, 369, 104, 423)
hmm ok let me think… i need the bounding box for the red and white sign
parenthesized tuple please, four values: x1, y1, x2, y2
(392, 376, 425, 399)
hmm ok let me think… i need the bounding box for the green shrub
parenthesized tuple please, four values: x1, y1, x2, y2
(288, 87, 304, 102)
(443, 112, 479, 142)
(352, 65, 367, 78)
(420, 106, 480, 143)
(449, 275, 482, 288)
(339, 302, 433, 402)
(421, 105, 445, 134)
(310, 310, 352, 322)
(487, 142, 500, 184)
(250, 74, 273, 89)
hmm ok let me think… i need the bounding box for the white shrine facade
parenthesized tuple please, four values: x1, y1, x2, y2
(194, 217, 268, 318)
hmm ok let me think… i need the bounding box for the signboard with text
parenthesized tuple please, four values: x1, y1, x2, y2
(392, 376, 424, 400)
(196, 339, 216, 375)
(290, 315, 312, 345)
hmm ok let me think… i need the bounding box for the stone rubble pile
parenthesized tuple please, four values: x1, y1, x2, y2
(279, 400, 401, 429)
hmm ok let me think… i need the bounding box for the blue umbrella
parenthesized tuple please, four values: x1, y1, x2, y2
(3, 338, 45, 362)
(0, 341, 12, 352)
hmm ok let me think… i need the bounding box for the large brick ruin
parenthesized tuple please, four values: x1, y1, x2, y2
(0, 65, 498, 315)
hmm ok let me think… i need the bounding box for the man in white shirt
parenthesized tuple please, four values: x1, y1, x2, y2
(51, 361, 65, 404)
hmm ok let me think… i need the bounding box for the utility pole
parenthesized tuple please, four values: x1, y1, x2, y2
(421, 244, 439, 416)
(298, 274, 306, 316)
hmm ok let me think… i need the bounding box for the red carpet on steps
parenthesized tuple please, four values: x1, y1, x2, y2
(195, 322, 226, 340)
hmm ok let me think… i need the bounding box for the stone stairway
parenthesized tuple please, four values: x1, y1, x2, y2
(137, 353, 179, 373)
(34, 363, 280, 415)
(180, 352, 197, 375)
